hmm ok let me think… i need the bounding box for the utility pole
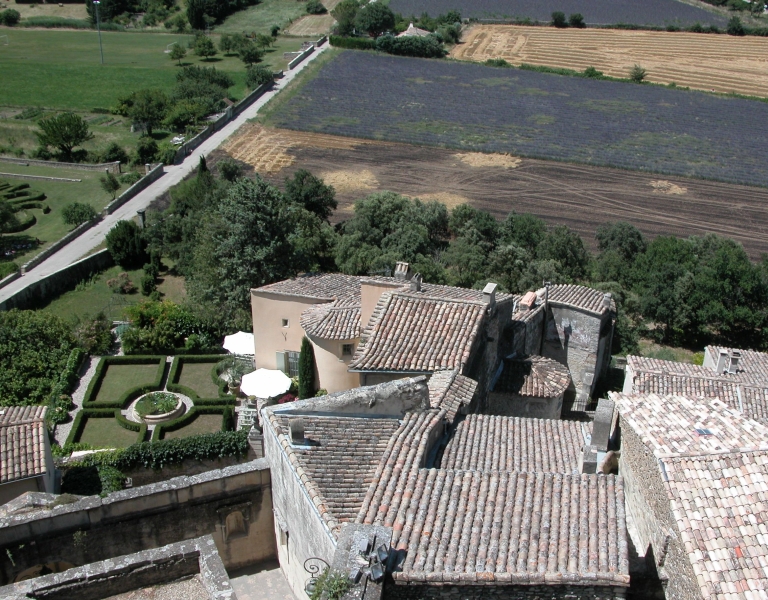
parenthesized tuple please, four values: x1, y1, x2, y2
(93, 0, 104, 65)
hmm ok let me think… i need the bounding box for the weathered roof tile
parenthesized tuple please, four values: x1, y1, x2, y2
(0, 406, 48, 485)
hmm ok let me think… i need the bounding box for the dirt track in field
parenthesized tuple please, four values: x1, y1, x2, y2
(218, 124, 768, 257)
(452, 25, 768, 97)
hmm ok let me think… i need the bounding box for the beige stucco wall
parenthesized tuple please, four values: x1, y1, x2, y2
(360, 281, 401, 329)
(310, 336, 360, 394)
(251, 292, 329, 371)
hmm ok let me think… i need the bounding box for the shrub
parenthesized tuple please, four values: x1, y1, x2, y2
(298, 336, 316, 399)
(107, 271, 136, 294)
(46, 347, 86, 426)
(50, 394, 73, 426)
(99, 142, 129, 164)
(217, 158, 243, 181)
(569, 13, 585, 27)
(375, 34, 447, 58)
(140, 273, 157, 296)
(74, 313, 113, 354)
(62, 202, 98, 227)
(106, 220, 148, 268)
(307, 0, 327, 13)
(0, 9, 21, 26)
(119, 171, 143, 185)
(193, 34, 217, 60)
(484, 58, 512, 68)
(239, 42, 263, 66)
(156, 141, 178, 165)
(135, 391, 178, 417)
(134, 136, 158, 165)
(222, 406, 235, 431)
(329, 35, 376, 50)
(629, 64, 647, 83)
(0, 262, 19, 279)
(727, 15, 746, 35)
(245, 64, 274, 89)
(100, 172, 121, 200)
(143, 262, 160, 279)
(583, 66, 604, 78)
(551, 11, 567, 27)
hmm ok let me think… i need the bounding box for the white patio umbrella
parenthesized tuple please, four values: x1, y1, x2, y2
(223, 331, 255, 355)
(240, 368, 291, 399)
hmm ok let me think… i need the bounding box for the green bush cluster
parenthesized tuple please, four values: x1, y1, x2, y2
(135, 391, 178, 417)
(0, 9, 20, 26)
(47, 347, 86, 426)
(329, 35, 377, 50)
(375, 33, 447, 58)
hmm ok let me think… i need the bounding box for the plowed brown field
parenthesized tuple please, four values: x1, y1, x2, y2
(451, 25, 768, 97)
(216, 126, 768, 258)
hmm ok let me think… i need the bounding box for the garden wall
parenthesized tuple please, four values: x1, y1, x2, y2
(0, 271, 21, 291)
(0, 459, 276, 585)
(0, 157, 121, 174)
(173, 82, 273, 165)
(102, 162, 164, 215)
(0, 249, 114, 311)
(20, 218, 100, 274)
(288, 44, 315, 70)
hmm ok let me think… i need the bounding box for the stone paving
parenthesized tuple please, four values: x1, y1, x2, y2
(229, 561, 296, 600)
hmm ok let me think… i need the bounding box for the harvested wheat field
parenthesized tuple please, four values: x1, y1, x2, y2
(286, 14, 336, 36)
(215, 126, 768, 258)
(452, 25, 768, 97)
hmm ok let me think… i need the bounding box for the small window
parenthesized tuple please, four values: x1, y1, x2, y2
(342, 344, 353, 357)
(282, 319, 289, 328)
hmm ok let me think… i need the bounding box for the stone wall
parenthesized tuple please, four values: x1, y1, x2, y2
(0, 460, 275, 585)
(102, 162, 164, 215)
(383, 583, 627, 599)
(618, 419, 701, 600)
(0, 535, 234, 600)
(0, 157, 121, 173)
(0, 249, 114, 311)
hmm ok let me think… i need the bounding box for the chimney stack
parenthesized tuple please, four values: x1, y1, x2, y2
(289, 418, 305, 444)
(716, 349, 729, 374)
(519, 291, 537, 312)
(603, 293, 612, 309)
(727, 351, 741, 374)
(409, 273, 422, 292)
(483, 282, 498, 307)
(394, 262, 412, 281)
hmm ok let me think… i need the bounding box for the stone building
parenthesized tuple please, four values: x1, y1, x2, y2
(505, 285, 616, 406)
(251, 266, 515, 395)
(623, 347, 768, 426)
(0, 407, 54, 506)
(613, 392, 768, 600)
(262, 377, 628, 600)
(487, 354, 571, 419)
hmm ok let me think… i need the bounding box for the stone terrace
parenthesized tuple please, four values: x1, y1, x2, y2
(442, 414, 590, 474)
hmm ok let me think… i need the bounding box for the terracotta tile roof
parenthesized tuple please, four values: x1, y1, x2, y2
(616, 393, 768, 599)
(419, 282, 512, 303)
(391, 469, 629, 586)
(252, 273, 371, 302)
(706, 346, 768, 382)
(615, 394, 768, 457)
(543, 284, 615, 315)
(442, 414, 590, 474)
(268, 412, 400, 535)
(493, 356, 571, 398)
(742, 386, 768, 426)
(427, 370, 477, 423)
(663, 450, 768, 599)
(627, 354, 768, 386)
(511, 302, 542, 323)
(300, 303, 360, 340)
(349, 293, 487, 373)
(0, 406, 48, 485)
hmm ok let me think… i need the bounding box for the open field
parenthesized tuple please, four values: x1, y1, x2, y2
(452, 25, 768, 97)
(8, 2, 89, 20)
(177, 362, 222, 398)
(163, 414, 223, 439)
(0, 164, 129, 266)
(216, 0, 309, 34)
(78, 416, 142, 448)
(286, 14, 336, 35)
(218, 124, 768, 258)
(0, 29, 315, 111)
(389, 0, 725, 26)
(265, 50, 768, 188)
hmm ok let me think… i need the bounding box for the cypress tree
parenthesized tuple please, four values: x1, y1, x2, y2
(298, 336, 316, 399)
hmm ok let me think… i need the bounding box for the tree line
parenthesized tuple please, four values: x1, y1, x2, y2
(105, 162, 768, 355)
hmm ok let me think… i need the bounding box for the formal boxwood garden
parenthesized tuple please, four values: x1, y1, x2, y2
(82, 356, 167, 409)
(167, 355, 230, 400)
(65, 408, 148, 448)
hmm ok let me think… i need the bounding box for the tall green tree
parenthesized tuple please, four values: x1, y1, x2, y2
(537, 225, 588, 281)
(285, 169, 337, 222)
(127, 89, 169, 137)
(502, 212, 546, 254)
(298, 336, 316, 399)
(186, 0, 207, 29)
(106, 220, 148, 269)
(36, 112, 94, 160)
(332, 0, 360, 36)
(354, 1, 394, 37)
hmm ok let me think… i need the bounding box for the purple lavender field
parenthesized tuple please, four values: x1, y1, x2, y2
(389, 0, 726, 27)
(268, 51, 768, 187)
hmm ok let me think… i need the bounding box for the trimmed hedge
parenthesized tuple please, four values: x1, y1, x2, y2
(68, 430, 249, 470)
(167, 355, 229, 400)
(47, 347, 86, 427)
(151, 405, 229, 441)
(330, 35, 377, 50)
(65, 408, 147, 446)
(82, 356, 166, 409)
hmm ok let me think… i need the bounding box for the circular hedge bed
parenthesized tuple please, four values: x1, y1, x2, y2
(135, 392, 178, 417)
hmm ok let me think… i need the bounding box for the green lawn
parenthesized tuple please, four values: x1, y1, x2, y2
(177, 362, 222, 398)
(216, 0, 308, 35)
(0, 29, 315, 112)
(0, 164, 131, 266)
(163, 413, 222, 439)
(94, 363, 160, 404)
(39, 264, 186, 321)
(78, 416, 143, 447)
(638, 339, 704, 365)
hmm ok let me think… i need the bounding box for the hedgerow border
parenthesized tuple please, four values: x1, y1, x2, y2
(82, 356, 167, 409)
(151, 405, 231, 441)
(65, 408, 147, 447)
(167, 355, 231, 401)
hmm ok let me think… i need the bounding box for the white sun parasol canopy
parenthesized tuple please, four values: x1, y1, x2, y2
(240, 369, 291, 399)
(223, 331, 255, 355)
